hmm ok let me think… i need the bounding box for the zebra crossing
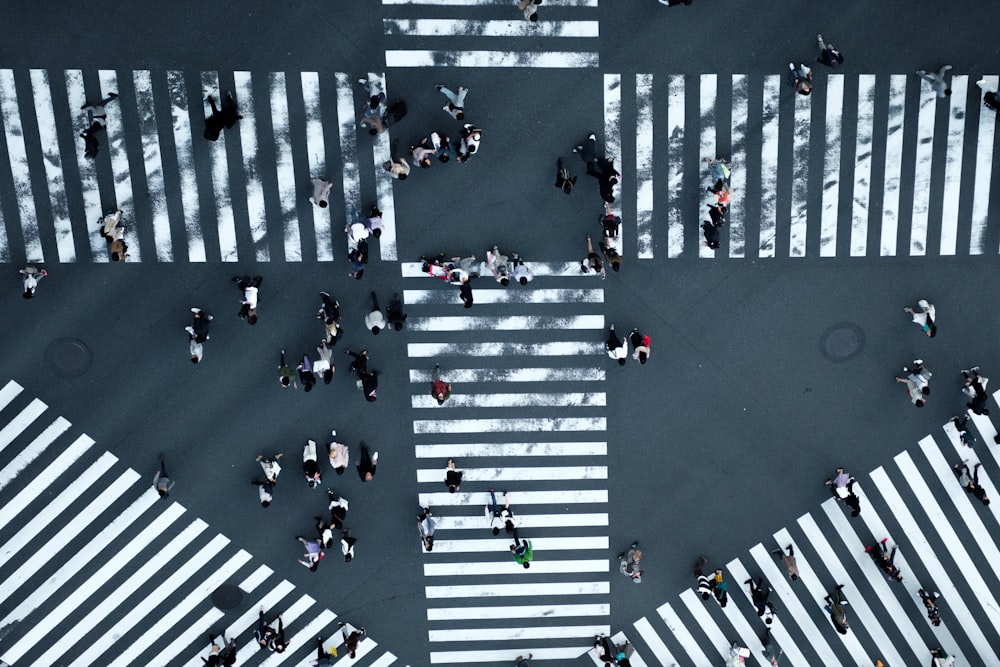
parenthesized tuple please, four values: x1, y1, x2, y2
(632, 72, 999, 259)
(615, 393, 1000, 667)
(0, 68, 396, 264)
(0, 379, 405, 667)
(401, 261, 610, 664)
(381, 0, 600, 69)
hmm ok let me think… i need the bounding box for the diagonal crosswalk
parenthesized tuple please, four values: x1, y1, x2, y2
(402, 262, 610, 664)
(0, 379, 405, 667)
(618, 391, 1000, 667)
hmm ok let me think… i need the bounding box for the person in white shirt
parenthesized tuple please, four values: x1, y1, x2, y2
(255, 452, 283, 484)
(345, 220, 370, 253)
(313, 341, 334, 384)
(606, 324, 628, 366)
(511, 253, 533, 286)
(486, 246, 511, 286)
(234, 275, 262, 325)
(418, 508, 436, 551)
(19, 265, 46, 299)
(365, 292, 387, 334)
(310, 178, 332, 208)
(904, 299, 936, 337)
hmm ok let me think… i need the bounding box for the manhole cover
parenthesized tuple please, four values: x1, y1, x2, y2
(211, 583, 244, 610)
(44, 338, 93, 377)
(819, 323, 865, 363)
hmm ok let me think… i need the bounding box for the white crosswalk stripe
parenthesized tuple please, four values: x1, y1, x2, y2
(381, 0, 599, 69)
(0, 379, 401, 667)
(406, 266, 610, 664)
(619, 407, 1000, 666)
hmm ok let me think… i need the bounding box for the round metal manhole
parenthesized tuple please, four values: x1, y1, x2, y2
(211, 583, 244, 610)
(44, 338, 93, 377)
(819, 322, 866, 363)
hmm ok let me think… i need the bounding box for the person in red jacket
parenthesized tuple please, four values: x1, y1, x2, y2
(432, 365, 452, 405)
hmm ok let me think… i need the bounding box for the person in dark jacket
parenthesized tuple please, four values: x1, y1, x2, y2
(460, 277, 474, 308)
(954, 460, 991, 505)
(204, 92, 242, 141)
(824, 584, 850, 634)
(865, 538, 903, 581)
(816, 35, 844, 67)
(357, 443, 378, 481)
(387, 292, 407, 330)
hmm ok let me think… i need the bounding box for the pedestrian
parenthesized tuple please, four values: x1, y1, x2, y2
(310, 178, 333, 208)
(919, 589, 942, 626)
(252, 478, 274, 507)
(346, 219, 370, 253)
(593, 634, 617, 664)
(203, 92, 242, 141)
(864, 538, 903, 582)
(201, 636, 221, 666)
(303, 440, 322, 489)
(460, 276, 474, 308)
(98, 209, 129, 261)
(277, 350, 297, 389)
(387, 292, 407, 331)
(788, 63, 813, 95)
(555, 158, 577, 194)
(326, 489, 350, 529)
(582, 235, 606, 279)
(458, 123, 482, 161)
(346, 348, 369, 375)
(411, 138, 436, 168)
(328, 431, 349, 475)
(630, 328, 651, 364)
(383, 155, 410, 180)
(341, 530, 358, 562)
(904, 299, 936, 337)
(894, 375, 927, 407)
(348, 239, 368, 280)
(339, 622, 366, 658)
(511, 253, 533, 285)
(916, 65, 953, 98)
(185, 307, 212, 346)
(771, 544, 799, 581)
(760, 627, 783, 666)
(962, 366, 990, 415)
(815, 34, 844, 67)
(518, 0, 540, 22)
(727, 642, 751, 667)
(486, 246, 511, 285)
(618, 542, 643, 583)
(745, 577, 772, 616)
(485, 489, 516, 536)
(954, 460, 991, 505)
(256, 452, 283, 484)
(930, 646, 956, 667)
(313, 341, 334, 384)
(153, 453, 175, 498)
(824, 584, 850, 634)
(297, 536, 325, 571)
(431, 132, 454, 163)
(80, 91, 118, 149)
(361, 94, 386, 135)
(219, 637, 237, 667)
(318, 292, 342, 345)
(18, 265, 46, 299)
(599, 235, 622, 272)
(365, 291, 386, 334)
(574, 132, 599, 173)
(606, 324, 628, 366)
(267, 615, 287, 652)
(693, 556, 713, 599)
(298, 355, 316, 392)
(357, 442, 378, 481)
(432, 365, 452, 405)
(952, 415, 976, 447)
(594, 157, 620, 203)
(445, 458, 463, 492)
(418, 507, 436, 551)
(825, 467, 854, 499)
(703, 219, 721, 250)
(364, 204, 385, 238)
(313, 514, 335, 548)
(511, 537, 534, 568)
(254, 608, 276, 648)
(514, 654, 533, 667)
(704, 157, 731, 193)
(233, 275, 262, 325)
(436, 83, 468, 120)
(358, 366, 379, 402)
(903, 359, 932, 395)
(713, 568, 729, 607)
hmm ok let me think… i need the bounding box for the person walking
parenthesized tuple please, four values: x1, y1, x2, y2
(713, 568, 729, 607)
(458, 123, 483, 161)
(916, 65, 953, 98)
(364, 204, 385, 238)
(788, 63, 813, 95)
(256, 452, 283, 485)
(962, 366, 990, 415)
(445, 458, 463, 492)
(760, 628, 783, 666)
(745, 577, 772, 616)
(704, 157, 731, 193)
(703, 218, 721, 250)
(431, 365, 452, 405)
(326, 489, 350, 530)
(218, 637, 238, 667)
(486, 489, 516, 536)
(303, 439, 322, 489)
(486, 246, 512, 285)
(418, 507, 436, 551)
(79, 91, 118, 158)
(357, 442, 378, 481)
(411, 138, 436, 168)
(953, 415, 976, 447)
(359, 366, 379, 402)
(267, 615, 288, 652)
(383, 155, 410, 180)
(904, 299, 936, 337)
(19, 265, 46, 299)
(387, 292, 407, 330)
(582, 235, 606, 279)
(297, 537, 325, 571)
(555, 158, 577, 194)
(234, 275, 262, 325)
(185, 307, 212, 348)
(338, 622, 366, 658)
(459, 276, 474, 309)
(98, 209, 130, 261)
(816, 34, 844, 67)
(894, 375, 927, 407)
(630, 328, 651, 364)
(313, 341, 334, 384)
(254, 608, 277, 648)
(954, 460, 991, 505)
(310, 178, 332, 208)
(694, 556, 714, 600)
(348, 238, 369, 280)
(514, 654, 533, 667)
(771, 544, 799, 581)
(930, 647, 956, 667)
(574, 132, 599, 174)
(903, 359, 932, 394)
(511, 253, 533, 285)
(606, 324, 628, 366)
(825, 467, 854, 499)
(865, 538, 903, 581)
(618, 542, 643, 583)
(341, 530, 358, 562)
(436, 83, 468, 120)
(318, 292, 342, 345)
(153, 453, 176, 498)
(277, 350, 296, 388)
(201, 636, 221, 666)
(511, 537, 533, 568)
(365, 291, 386, 334)
(919, 589, 942, 626)
(824, 584, 850, 634)
(328, 432, 349, 475)
(298, 355, 316, 392)
(518, 0, 541, 21)
(203, 92, 242, 141)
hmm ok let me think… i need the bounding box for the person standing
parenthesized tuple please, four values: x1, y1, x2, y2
(904, 299, 936, 336)
(387, 292, 407, 331)
(234, 275, 262, 325)
(357, 442, 378, 481)
(445, 459, 463, 492)
(298, 355, 316, 393)
(788, 63, 812, 95)
(511, 537, 533, 568)
(18, 265, 46, 299)
(894, 375, 927, 408)
(582, 235, 606, 279)
(606, 324, 628, 366)
(432, 365, 452, 405)
(328, 432, 349, 475)
(153, 453, 176, 498)
(771, 544, 799, 581)
(954, 460, 991, 505)
(310, 178, 333, 208)
(436, 84, 468, 120)
(460, 276, 474, 309)
(630, 329, 651, 364)
(418, 507, 436, 551)
(962, 367, 990, 415)
(313, 341, 334, 384)
(618, 543, 643, 583)
(824, 584, 850, 634)
(916, 65, 954, 98)
(277, 350, 297, 389)
(365, 291, 386, 334)
(816, 35, 844, 67)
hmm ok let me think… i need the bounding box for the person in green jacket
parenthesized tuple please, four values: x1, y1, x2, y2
(510, 538, 533, 568)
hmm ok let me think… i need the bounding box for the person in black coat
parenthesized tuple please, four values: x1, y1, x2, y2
(459, 277, 474, 309)
(204, 92, 243, 141)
